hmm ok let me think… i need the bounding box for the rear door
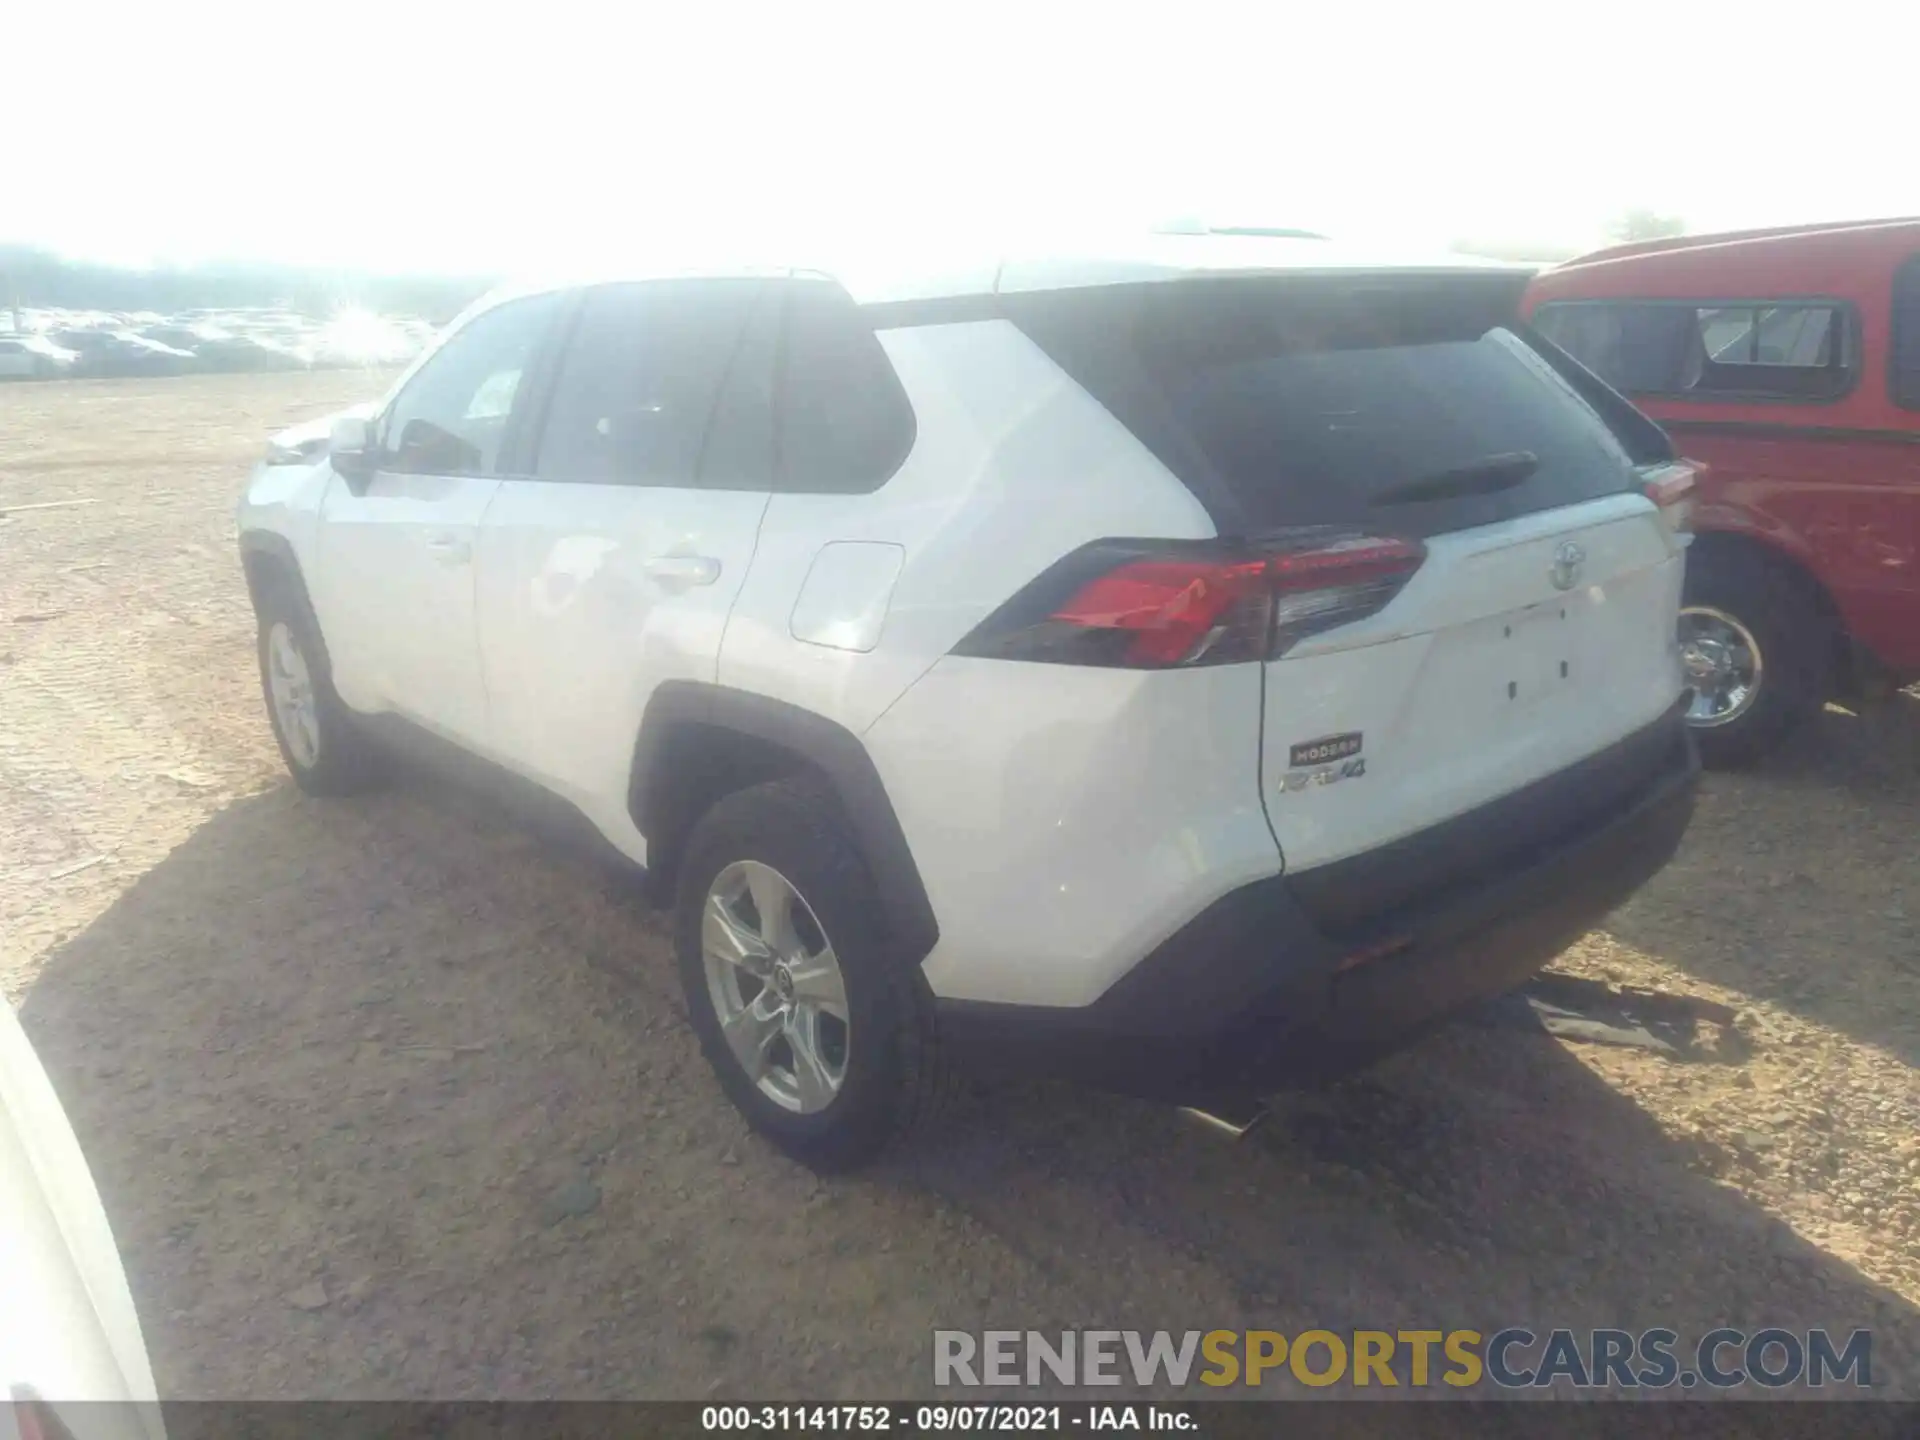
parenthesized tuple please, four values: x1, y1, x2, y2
(1017, 274, 1688, 873)
(472, 279, 776, 849)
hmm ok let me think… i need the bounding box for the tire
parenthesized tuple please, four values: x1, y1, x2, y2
(674, 776, 948, 1171)
(1681, 544, 1833, 769)
(254, 577, 387, 795)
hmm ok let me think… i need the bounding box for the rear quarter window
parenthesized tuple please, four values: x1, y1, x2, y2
(777, 280, 916, 495)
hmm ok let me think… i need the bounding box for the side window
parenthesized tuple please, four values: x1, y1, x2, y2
(777, 281, 916, 494)
(1687, 303, 1851, 400)
(1535, 299, 1853, 402)
(1533, 302, 1695, 395)
(1893, 254, 1920, 411)
(382, 294, 561, 476)
(532, 280, 761, 486)
(1694, 304, 1837, 366)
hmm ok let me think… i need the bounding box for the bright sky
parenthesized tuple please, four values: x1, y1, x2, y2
(8, 0, 1913, 274)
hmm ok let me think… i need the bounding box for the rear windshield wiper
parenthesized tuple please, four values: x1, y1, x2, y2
(1369, 451, 1539, 508)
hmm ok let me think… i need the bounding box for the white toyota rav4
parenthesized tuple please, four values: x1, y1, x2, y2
(237, 234, 1701, 1170)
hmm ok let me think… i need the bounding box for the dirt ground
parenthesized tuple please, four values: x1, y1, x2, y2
(5, 372, 1920, 1403)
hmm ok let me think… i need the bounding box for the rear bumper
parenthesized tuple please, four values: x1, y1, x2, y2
(936, 694, 1699, 1102)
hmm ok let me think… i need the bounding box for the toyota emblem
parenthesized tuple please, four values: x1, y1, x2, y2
(1549, 541, 1586, 591)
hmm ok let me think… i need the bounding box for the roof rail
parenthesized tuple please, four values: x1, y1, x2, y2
(1151, 218, 1330, 241)
(1562, 216, 1920, 268)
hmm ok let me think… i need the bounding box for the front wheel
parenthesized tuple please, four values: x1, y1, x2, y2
(674, 778, 948, 1171)
(255, 584, 387, 795)
(1680, 546, 1832, 769)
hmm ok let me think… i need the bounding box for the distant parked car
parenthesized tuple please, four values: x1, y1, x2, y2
(0, 335, 79, 379)
(148, 324, 306, 372)
(237, 331, 314, 369)
(52, 330, 195, 378)
(1525, 218, 1920, 765)
(137, 326, 205, 354)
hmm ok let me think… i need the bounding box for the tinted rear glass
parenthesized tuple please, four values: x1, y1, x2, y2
(1012, 278, 1645, 537)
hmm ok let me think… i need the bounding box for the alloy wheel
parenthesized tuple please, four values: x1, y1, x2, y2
(701, 860, 850, 1114)
(266, 622, 321, 767)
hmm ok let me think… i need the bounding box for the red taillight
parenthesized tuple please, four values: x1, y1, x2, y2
(1641, 459, 1700, 534)
(955, 532, 1426, 669)
(1047, 556, 1271, 666)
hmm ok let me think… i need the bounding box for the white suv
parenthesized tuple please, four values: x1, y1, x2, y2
(236, 235, 1701, 1170)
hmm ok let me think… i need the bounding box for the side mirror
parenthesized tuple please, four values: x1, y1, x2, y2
(330, 415, 378, 482)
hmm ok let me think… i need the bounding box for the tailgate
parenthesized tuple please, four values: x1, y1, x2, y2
(1261, 495, 1686, 872)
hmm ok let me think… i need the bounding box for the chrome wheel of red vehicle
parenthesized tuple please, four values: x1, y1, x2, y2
(1679, 606, 1764, 726)
(1680, 544, 1831, 769)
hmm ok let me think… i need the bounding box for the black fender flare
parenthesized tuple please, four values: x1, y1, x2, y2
(237, 530, 349, 681)
(630, 681, 940, 967)
(237, 529, 306, 605)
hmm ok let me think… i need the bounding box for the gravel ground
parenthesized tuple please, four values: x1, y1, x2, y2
(4, 372, 1920, 1404)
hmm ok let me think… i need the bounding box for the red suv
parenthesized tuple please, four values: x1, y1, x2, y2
(1524, 218, 1920, 765)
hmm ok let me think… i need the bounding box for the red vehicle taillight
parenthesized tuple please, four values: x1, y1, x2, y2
(954, 532, 1427, 669)
(1640, 459, 1701, 534)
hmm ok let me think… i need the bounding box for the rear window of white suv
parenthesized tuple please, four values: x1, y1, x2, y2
(1009, 276, 1659, 539)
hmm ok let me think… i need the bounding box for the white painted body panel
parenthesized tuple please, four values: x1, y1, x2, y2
(472, 479, 769, 859)
(235, 455, 332, 580)
(715, 321, 1215, 733)
(867, 660, 1281, 1007)
(1260, 496, 1688, 872)
(312, 471, 498, 739)
(0, 1003, 164, 1435)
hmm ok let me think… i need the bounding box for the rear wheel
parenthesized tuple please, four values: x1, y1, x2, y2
(674, 777, 947, 1171)
(1680, 545, 1832, 768)
(254, 580, 387, 795)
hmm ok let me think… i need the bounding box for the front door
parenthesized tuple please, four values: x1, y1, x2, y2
(312, 291, 566, 745)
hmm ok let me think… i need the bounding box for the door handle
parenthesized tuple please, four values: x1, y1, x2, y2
(643, 554, 721, 586)
(425, 534, 472, 566)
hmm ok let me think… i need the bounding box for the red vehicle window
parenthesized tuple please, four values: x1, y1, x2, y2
(1892, 253, 1920, 410)
(1534, 299, 1856, 403)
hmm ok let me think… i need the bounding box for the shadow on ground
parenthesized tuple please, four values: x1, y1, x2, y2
(16, 751, 1920, 1406)
(1604, 692, 1920, 1065)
